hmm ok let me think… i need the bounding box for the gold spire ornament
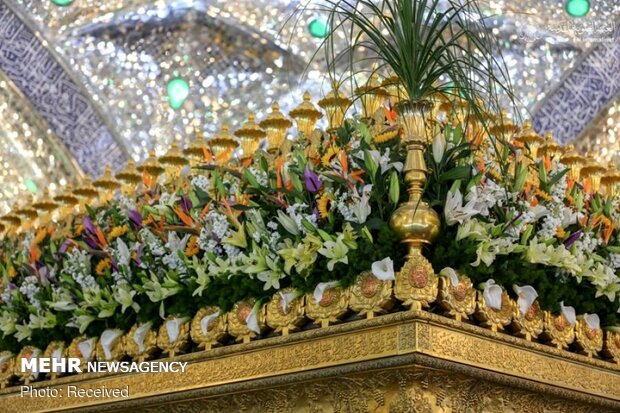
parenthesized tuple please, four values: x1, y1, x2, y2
(355, 74, 387, 119)
(138, 150, 165, 185)
(289, 92, 323, 138)
(601, 164, 620, 197)
(514, 120, 544, 159)
(159, 143, 189, 180)
(389, 100, 440, 310)
(94, 166, 120, 202)
(538, 132, 564, 159)
(560, 144, 586, 181)
(115, 160, 142, 193)
(234, 113, 266, 161)
(381, 74, 408, 106)
(209, 124, 239, 166)
(318, 91, 351, 131)
(15, 195, 38, 232)
(580, 154, 606, 192)
(183, 130, 208, 165)
(259, 102, 292, 154)
(32, 189, 59, 225)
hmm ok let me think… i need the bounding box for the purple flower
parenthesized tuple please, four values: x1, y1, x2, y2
(564, 230, 582, 248)
(83, 216, 96, 235)
(134, 244, 144, 266)
(180, 195, 193, 214)
(303, 167, 322, 193)
(128, 209, 142, 229)
(83, 234, 99, 250)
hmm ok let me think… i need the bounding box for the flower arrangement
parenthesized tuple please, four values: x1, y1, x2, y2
(0, 116, 408, 353)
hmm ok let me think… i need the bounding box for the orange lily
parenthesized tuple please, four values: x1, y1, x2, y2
(94, 226, 108, 247)
(174, 207, 194, 227)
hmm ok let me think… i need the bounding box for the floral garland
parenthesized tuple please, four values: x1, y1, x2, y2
(1, 107, 619, 354)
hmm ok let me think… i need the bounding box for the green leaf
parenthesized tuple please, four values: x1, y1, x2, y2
(439, 166, 470, 183)
(243, 169, 260, 189)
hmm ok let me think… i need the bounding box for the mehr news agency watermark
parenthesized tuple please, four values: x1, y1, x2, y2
(19, 357, 187, 398)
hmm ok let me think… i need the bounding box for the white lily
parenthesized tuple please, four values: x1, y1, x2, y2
(432, 132, 446, 164)
(165, 317, 189, 343)
(0, 311, 18, 335)
(313, 281, 339, 303)
(133, 322, 153, 353)
(444, 188, 479, 226)
(113, 284, 140, 314)
(371, 257, 395, 281)
(513, 285, 538, 316)
(200, 310, 220, 335)
(583, 313, 600, 330)
(318, 234, 349, 271)
(15, 323, 32, 342)
(116, 238, 131, 267)
(276, 210, 300, 236)
(439, 267, 460, 286)
(560, 301, 577, 326)
(350, 185, 373, 224)
(482, 279, 503, 310)
(100, 329, 123, 361)
(67, 314, 95, 334)
(245, 302, 262, 334)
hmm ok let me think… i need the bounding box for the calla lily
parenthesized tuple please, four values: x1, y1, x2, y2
(133, 322, 153, 353)
(560, 301, 576, 325)
(513, 285, 538, 316)
(313, 281, 339, 303)
(482, 279, 502, 310)
(245, 301, 262, 334)
(78, 338, 96, 361)
(371, 257, 395, 281)
(200, 310, 220, 335)
(279, 290, 300, 313)
(165, 317, 188, 343)
(100, 329, 123, 361)
(432, 132, 446, 164)
(439, 267, 460, 286)
(583, 313, 600, 330)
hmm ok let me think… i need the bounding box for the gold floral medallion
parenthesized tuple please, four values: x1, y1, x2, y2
(510, 300, 544, 341)
(125, 323, 158, 361)
(266, 288, 305, 335)
(191, 306, 227, 349)
(602, 332, 620, 363)
(475, 291, 513, 332)
(306, 286, 349, 327)
(541, 312, 575, 349)
(157, 316, 190, 357)
(16, 346, 42, 384)
(0, 351, 14, 388)
(394, 255, 438, 310)
(67, 336, 97, 371)
(228, 299, 266, 343)
(350, 271, 394, 318)
(574, 318, 603, 357)
(438, 273, 476, 322)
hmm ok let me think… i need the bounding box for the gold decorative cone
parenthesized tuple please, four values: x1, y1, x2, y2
(183, 130, 208, 164)
(318, 91, 351, 131)
(581, 154, 606, 192)
(115, 160, 142, 186)
(259, 102, 292, 154)
(53, 184, 79, 205)
(32, 189, 59, 213)
(601, 164, 620, 197)
(94, 166, 120, 192)
(209, 124, 239, 165)
(234, 113, 266, 160)
(73, 177, 99, 199)
(381, 74, 408, 106)
(289, 91, 323, 138)
(355, 74, 387, 119)
(138, 150, 165, 178)
(159, 143, 188, 168)
(514, 120, 544, 159)
(538, 132, 564, 158)
(560, 144, 586, 181)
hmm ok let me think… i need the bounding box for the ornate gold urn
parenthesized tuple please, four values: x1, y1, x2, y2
(390, 100, 440, 310)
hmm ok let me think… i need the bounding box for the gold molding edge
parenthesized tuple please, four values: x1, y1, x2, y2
(1, 310, 618, 412)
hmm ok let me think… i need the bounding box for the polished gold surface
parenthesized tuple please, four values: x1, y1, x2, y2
(227, 299, 266, 343)
(265, 288, 306, 335)
(511, 300, 544, 341)
(259, 102, 292, 154)
(156, 316, 190, 357)
(124, 324, 158, 362)
(355, 74, 388, 119)
(475, 291, 513, 332)
(209, 124, 238, 166)
(541, 311, 576, 350)
(234, 113, 266, 160)
(438, 273, 477, 322)
(349, 271, 394, 318)
(560, 144, 586, 181)
(305, 287, 350, 328)
(574, 318, 604, 357)
(190, 307, 228, 350)
(1, 310, 619, 412)
(289, 92, 323, 138)
(317, 91, 351, 131)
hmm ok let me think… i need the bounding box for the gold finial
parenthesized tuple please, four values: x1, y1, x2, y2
(138, 150, 165, 178)
(489, 110, 518, 137)
(0, 214, 21, 227)
(234, 113, 266, 160)
(580, 153, 606, 192)
(538, 131, 564, 158)
(601, 163, 620, 197)
(560, 144, 586, 181)
(159, 143, 188, 168)
(209, 124, 239, 165)
(514, 120, 544, 158)
(289, 92, 323, 137)
(318, 90, 351, 131)
(73, 177, 99, 199)
(259, 102, 292, 154)
(355, 74, 387, 119)
(115, 160, 142, 185)
(54, 184, 79, 205)
(32, 189, 59, 213)
(94, 166, 120, 191)
(15, 194, 38, 220)
(183, 130, 207, 162)
(381, 74, 408, 105)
